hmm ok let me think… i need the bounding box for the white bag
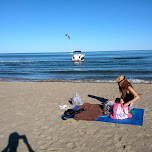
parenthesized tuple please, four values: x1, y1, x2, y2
(72, 93, 83, 106)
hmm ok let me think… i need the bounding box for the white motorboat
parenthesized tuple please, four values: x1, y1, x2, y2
(70, 51, 85, 61)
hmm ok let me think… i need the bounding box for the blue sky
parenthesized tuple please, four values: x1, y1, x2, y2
(0, 0, 152, 53)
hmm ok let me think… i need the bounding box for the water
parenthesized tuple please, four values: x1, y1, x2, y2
(0, 50, 152, 83)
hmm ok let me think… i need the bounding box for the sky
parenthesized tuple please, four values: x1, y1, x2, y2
(0, 0, 152, 53)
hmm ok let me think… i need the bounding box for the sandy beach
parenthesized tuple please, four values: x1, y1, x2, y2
(0, 81, 152, 152)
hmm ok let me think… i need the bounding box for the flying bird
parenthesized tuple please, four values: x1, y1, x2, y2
(65, 34, 70, 40)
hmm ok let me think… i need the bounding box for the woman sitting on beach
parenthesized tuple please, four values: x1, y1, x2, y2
(112, 75, 140, 108)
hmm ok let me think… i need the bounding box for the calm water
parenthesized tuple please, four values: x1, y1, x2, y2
(0, 50, 152, 83)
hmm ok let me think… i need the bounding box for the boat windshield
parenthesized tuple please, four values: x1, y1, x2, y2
(73, 51, 82, 53)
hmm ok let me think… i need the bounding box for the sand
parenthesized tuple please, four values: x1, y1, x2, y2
(0, 81, 152, 152)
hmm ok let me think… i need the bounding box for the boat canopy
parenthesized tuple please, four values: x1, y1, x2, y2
(73, 51, 82, 53)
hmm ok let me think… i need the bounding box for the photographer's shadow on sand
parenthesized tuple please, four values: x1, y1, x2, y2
(2, 132, 34, 152)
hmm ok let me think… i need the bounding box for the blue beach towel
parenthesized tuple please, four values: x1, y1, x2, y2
(62, 106, 144, 126)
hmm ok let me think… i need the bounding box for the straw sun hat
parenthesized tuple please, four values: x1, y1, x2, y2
(116, 75, 126, 85)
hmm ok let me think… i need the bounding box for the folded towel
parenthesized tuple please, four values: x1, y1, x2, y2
(74, 103, 104, 121)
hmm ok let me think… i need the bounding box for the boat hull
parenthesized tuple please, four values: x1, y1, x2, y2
(72, 54, 85, 61)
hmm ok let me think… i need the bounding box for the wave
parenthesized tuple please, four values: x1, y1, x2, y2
(44, 70, 152, 74)
(0, 77, 151, 84)
(0, 72, 29, 75)
(0, 61, 39, 63)
(113, 57, 147, 60)
(69, 79, 151, 84)
(0, 60, 71, 63)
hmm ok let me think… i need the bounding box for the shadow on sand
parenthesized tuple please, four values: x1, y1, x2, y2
(88, 95, 108, 104)
(68, 95, 109, 106)
(2, 132, 34, 152)
(68, 98, 73, 105)
(88, 95, 109, 110)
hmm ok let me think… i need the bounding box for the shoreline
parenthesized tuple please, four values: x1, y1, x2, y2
(0, 78, 152, 84)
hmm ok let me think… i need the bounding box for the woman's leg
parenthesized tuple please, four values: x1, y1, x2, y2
(110, 98, 121, 103)
(110, 99, 116, 103)
(129, 103, 134, 108)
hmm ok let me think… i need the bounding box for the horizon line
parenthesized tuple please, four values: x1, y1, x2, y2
(0, 49, 152, 54)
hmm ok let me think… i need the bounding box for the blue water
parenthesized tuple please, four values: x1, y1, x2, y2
(0, 50, 152, 83)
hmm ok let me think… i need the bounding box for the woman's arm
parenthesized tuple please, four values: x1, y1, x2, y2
(124, 86, 140, 107)
(120, 98, 124, 104)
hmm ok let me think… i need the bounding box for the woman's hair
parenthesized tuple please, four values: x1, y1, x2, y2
(119, 79, 133, 100)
